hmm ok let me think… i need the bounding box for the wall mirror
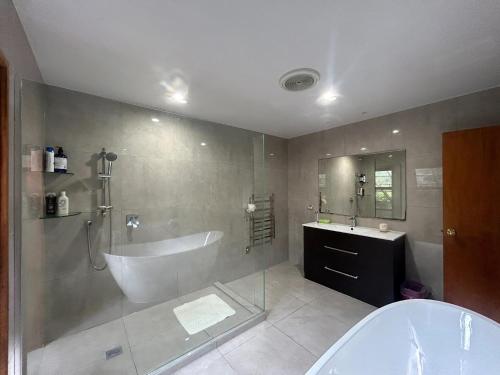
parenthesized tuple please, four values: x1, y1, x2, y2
(318, 150, 406, 220)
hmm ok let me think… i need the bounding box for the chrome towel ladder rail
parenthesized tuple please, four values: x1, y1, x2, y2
(248, 193, 275, 248)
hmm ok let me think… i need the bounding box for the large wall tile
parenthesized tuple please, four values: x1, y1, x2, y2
(454, 87, 500, 130)
(43, 270, 122, 343)
(405, 240, 443, 299)
(319, 127, 345, 157)
(343, 117, 393, 155)
(405, 205, 443, 244)
(45, 86, 122, 153)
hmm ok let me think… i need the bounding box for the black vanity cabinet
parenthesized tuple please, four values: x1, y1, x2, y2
(304, 225, 405, 307)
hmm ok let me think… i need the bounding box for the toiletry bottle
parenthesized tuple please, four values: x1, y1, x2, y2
(45, 146, 55, 172)
(57, 191, 69, 216)
(45, 193, 57, 216)
(54, 147, 68, 173)
(30, 146, 44, 172)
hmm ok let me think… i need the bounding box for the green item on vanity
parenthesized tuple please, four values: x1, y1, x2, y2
(318, 219, 331, 224)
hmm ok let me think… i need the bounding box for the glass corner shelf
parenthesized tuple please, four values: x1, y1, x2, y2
(41, 171, 75, 175)
(40, 211, 81, 220)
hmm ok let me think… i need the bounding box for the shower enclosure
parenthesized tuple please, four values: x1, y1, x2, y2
(17, 80, 286, 374)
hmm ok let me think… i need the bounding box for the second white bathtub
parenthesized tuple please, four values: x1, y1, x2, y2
(104, 231, 224, 303)
(307, 299, 500, 375)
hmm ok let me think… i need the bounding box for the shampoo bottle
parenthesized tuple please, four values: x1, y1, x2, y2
(57, 191, 69, 216)
(45, 146, 55, 172)
(54, 147, 68, 173)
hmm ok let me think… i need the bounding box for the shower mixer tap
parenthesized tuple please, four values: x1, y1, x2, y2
(126, 215, 140, 229)
(98, 205, 113, 216)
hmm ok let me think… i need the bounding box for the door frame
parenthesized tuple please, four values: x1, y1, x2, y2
(0, 51, 9, 375)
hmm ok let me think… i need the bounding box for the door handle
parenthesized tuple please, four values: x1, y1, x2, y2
(445, 228, 456, 237)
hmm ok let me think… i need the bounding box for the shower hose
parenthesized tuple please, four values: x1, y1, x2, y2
(86, 219, 108, 271)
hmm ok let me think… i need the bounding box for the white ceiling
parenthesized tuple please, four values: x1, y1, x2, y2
(13, 0, 500, 138)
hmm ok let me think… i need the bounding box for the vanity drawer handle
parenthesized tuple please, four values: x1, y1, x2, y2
(324, 245, 358, 256)
(324, 266, 359, 280)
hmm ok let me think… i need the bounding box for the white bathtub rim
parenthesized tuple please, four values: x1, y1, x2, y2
(306, 299, 500, 375)
(102, 230, 224, 260)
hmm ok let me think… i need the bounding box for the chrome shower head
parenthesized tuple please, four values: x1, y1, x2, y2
(105, 152, 118, 162)
(105, 152, 118, 175)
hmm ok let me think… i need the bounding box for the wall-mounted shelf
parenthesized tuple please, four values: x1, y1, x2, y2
(40, 171, 74, 176)
(40, 211, 81, 220)
(28, 170, 75, 176)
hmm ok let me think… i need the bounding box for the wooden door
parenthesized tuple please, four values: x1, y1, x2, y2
(443, 125, 500, 322)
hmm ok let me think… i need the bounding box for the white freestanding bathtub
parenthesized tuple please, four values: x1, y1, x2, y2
(307, 299, 500, 375)
(104, 231, 223, 303)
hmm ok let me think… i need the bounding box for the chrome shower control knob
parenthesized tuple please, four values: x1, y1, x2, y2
(126, 214, 140, 229)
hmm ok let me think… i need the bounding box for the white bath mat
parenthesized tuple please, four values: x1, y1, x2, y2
(173, 294, 236, 335)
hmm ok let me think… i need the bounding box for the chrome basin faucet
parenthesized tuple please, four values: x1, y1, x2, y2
(349, 215, 357, 228)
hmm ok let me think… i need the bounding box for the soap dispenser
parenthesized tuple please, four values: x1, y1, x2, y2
(57, 191, 69, 216)
(54, 147, 68, 173)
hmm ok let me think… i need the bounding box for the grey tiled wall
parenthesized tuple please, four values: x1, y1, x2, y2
(21, 82, 288, 346)
(288, 87, 500, 300)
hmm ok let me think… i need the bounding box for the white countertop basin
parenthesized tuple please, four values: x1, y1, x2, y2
(303, 222, 405, 241)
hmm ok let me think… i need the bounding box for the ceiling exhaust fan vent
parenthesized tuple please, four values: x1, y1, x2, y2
(279, 68, 320, 91)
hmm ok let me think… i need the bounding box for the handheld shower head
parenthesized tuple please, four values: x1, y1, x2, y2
(105, 152, 118, 176)
(105, 152, 118, 162)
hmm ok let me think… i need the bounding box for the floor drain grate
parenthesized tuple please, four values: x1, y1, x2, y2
(105, 346, 123, 360)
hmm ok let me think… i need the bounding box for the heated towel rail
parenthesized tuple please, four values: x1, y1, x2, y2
(248, 193, 275, 248)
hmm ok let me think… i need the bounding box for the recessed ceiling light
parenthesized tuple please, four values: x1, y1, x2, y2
(360, 147, 367, 151)
(317, 91, 338, 106)
(151, 117, 160, 123)
(388, 154, 393, 158)
(200, 142, 207, 146)
(326, 153, 332, 156)
(269, 153, 275, 157)
(169, 92, 187, 104)
(392, 129, 400, 134)
(160, 77, 189, 104)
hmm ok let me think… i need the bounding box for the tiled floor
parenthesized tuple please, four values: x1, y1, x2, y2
(176, 262, 376, 375)
(28, 286, 260, 375)
(28, 262, 376, 375)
